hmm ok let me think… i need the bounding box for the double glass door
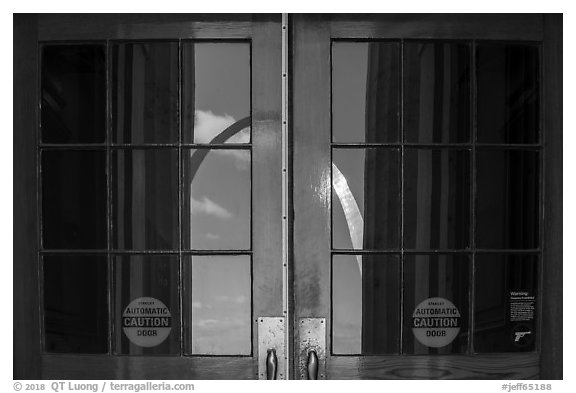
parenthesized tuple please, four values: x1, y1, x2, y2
(292, 14, 559, 380)
(15, 13, 561, 380)
(33, 14, 282, 380)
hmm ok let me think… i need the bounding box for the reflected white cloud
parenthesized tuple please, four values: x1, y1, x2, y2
(194, 319, 219, 328)
(194, 109, 235, 142)
(192, 301, 213, 310)
(191, 196, 233, 219)
(187, 148, 250, 250)
(193, 110, 250, 171)
(226, 126, 250, 144)
(225, 147, 250, 171)
(214, 295, 247, 304)
(195, 110, 250, 146)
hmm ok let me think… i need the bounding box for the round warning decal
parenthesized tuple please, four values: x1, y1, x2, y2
(412, 297, 461, 348)
(122, 297, 172, 347)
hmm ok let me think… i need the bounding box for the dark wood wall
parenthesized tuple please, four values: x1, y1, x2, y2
(541, 13, 563, 380)
(14, 13, 41, 379)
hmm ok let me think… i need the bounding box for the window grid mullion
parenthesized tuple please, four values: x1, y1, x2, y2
(106, 39, 113, 355)
(469, 39, 477, 355)
(178, 38, 184, 357)
(399, 38, 405, 355)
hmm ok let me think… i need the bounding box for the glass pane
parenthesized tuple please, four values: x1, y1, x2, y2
(332, 148, 400, 250)
(42, 150, 107, 249)
(41, 45, 106, 144)
(404, 42, 471, 143)
(332, 42, 400, 143)
(403, 254, 470, 354)
(404, 149, 471, 249)
(477, 44, 539, 144)
(43, 255, 108, 353)
(183, 149, 251, 250)
(113, 255, 180, 355)
(112, 42, 179, 144)
(332, 254, 400, 355)
(112, 149, 178, 250)
(189, 255, 251, 355)
(474, 254, 538, 352)
(183, 42, 251, 144)
(476, 150, 539, 249)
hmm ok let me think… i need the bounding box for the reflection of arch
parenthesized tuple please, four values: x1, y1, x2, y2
(188, 116, 365, 279)
(188, 116, 251, 180)
(332, 163, 364, 275)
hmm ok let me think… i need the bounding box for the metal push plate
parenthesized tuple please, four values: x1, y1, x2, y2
(258, 317, 286, 380)
(298, 318, 326, 379)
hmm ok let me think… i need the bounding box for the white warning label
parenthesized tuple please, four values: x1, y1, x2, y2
(509, 291, 535, 322)
(411, 297, 461, 348)
(122, 297, 172, 347)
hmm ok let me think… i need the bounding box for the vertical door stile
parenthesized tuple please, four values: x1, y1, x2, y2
(252, 15, 286, 379)
(292, 14, 332, 379)
(281, 12, 291, 380)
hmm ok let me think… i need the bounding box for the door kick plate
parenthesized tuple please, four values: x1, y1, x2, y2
(258, 317, 286, 380)
(298, 318, 326, 379)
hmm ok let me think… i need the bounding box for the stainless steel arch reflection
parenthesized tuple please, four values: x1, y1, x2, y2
(332, 162, 364, 275)
(188, 116, 251, 180)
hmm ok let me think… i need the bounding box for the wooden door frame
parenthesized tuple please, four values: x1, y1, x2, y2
(14, 13, 283, 379)
(14, 13, 41, 380)
(541, 13, 562, 381)
(291, 13, 562, 379)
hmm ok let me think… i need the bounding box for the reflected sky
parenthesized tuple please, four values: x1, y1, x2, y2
(184, 42, 250, 144)
(185, 148, 250, 250)
(184, 43, 252, 356)
(332, 255, 362, 354)
(333, 254, 401, 355)
(332, 42, 400, 143)
(194, 110, 250, 144)
(332, 43, 368, 142)
(191, 256, 251, 355)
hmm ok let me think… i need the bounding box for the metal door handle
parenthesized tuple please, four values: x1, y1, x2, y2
(307, 349, 319, 380)
(266, 348, 277, 380)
